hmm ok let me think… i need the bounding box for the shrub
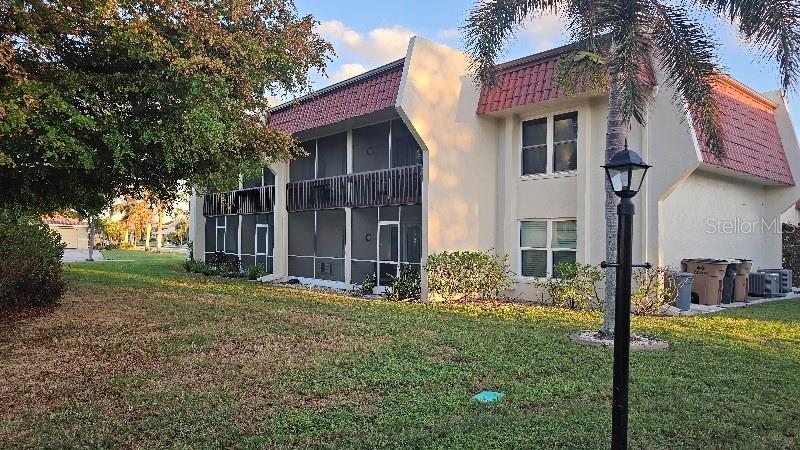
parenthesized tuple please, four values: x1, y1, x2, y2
(245, 265, 266, 280)
(357, 272, 377, 295)
(631, 266, 681, 316)
(119, 241, 135, 249)
(384, 267, 421, 302)
(183, 259, 209, 274)
(534, 262, 604, 309)
(0, 212, 67, 309)
(425, 250, 513, 302)
(206, 251, 241, 275)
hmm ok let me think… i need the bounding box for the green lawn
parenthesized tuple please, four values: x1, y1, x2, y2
(1, 250, 798, 449)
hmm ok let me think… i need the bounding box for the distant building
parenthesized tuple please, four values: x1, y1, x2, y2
(43, 215, 89, 249)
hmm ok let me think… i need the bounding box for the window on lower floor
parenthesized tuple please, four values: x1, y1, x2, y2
(520, 219, 577, 278)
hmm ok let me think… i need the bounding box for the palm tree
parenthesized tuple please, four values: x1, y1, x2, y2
(463, 0, 799, 333)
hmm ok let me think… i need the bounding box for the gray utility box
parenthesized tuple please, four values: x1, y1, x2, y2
(749, 273, 783, 298)
(675, 272, 694, 311)
(757, 269, 793, 293)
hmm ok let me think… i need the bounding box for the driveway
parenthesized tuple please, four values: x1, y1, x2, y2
(62, 249, 104, 262)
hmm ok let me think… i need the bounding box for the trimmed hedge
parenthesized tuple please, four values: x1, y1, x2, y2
(0, 212, 67, 308)
(425, 250, 513, 302)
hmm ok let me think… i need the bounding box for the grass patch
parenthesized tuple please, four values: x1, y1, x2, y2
(0, 250, 798, 449)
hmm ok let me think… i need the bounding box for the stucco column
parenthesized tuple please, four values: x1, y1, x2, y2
(189, 191, 205, 260)
(345, 130, 354, 288)
(420, 149, 430, 302)
(501, 116, 517, 266)
(270, 162, 289, 280)
(345, 208, 352, 287)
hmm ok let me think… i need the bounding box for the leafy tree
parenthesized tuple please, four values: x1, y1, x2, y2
(0, 0, 331, 216)
(99, 218, 126, 244)
(169, 216, 190, 245)
(114, 196, 152, 244)
(463, 0, 799, 333)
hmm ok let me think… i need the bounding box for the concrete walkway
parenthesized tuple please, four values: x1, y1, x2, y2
(62, 249, 104, 263)
(665, 293, 800, 316)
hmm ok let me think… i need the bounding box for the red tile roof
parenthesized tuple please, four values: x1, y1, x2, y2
(43, 215, 88, 226)
(477, 44, 656, 114)
(269, 59, 404, 135)
(695, 77, 793, 186)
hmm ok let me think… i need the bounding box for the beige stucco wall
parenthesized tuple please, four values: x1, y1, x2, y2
(655, 89, 800, 272)
(487, 90, 658, 301)
(659, 170, 779, 269)
(763, 91, 800, 262)
(396, 36, 499, 256)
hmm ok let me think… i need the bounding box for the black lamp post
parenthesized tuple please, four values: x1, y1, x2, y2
(601, 144, 651, 450)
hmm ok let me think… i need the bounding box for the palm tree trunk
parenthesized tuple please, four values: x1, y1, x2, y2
(600, 71, 630, 335)
(156, 203, 164, 252)
(87, 216, 95, 261)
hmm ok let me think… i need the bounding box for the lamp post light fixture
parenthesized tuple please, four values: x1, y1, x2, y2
(601, 144, 651, 450)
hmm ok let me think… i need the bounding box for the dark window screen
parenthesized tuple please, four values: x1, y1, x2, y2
(353, 122, 390, 173)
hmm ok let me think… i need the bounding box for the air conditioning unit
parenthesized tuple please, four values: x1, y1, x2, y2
(757, 269, 793, 293)
(749, 273, 783, 298)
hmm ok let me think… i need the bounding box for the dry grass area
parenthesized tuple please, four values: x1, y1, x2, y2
(1, 250, 799, 449)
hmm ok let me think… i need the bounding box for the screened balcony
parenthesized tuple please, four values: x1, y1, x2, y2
(286, 164, 422, 212)
(203, 185, 275, 216)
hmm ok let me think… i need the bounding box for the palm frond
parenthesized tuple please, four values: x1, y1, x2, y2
(601, 0, 652, 124)
(462, 0, 562, 86)
(651, 1, 724, 154)
(700, 0, 800, 91)
(565, 0, 602, 50)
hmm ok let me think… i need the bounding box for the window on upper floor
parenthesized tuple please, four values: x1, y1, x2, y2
(522, 111, 578, 176)
(520, 219, 577, 278)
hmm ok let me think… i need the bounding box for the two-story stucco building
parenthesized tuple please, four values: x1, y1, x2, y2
(189, 36, 800, 301)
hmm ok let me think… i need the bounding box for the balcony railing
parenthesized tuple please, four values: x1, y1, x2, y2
(203, 185, 275, 216)
(287, 165, 422, 212)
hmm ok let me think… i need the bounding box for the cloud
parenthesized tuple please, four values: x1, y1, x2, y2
(317, 20, 413, 64)
(328, 63, 368, 83)
(519, 13, 567, 52)
(437, 28, 460, 40)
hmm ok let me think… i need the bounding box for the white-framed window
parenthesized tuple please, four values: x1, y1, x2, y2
(519, 219, 577, 278)
(521, 111, 578, 176)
